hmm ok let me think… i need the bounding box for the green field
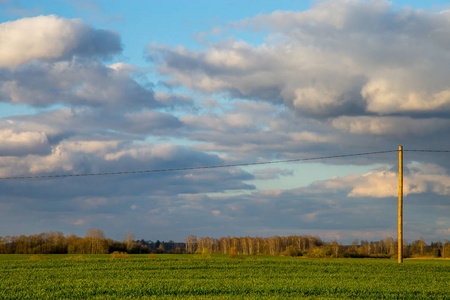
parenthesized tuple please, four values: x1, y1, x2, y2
(0, 254, 448, 299)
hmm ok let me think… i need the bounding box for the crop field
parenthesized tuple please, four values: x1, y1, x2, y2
(0, 254, 448, 299)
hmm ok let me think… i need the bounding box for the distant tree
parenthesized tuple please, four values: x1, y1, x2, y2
(163, 240, 175, 252)
(157, 243, 165, 254)
(332, 240, 340, 258)
(417, 237, 426, 256)
(432, 248, 441, 257)
(124, 232, 136, 253)
(185, 235, 197, 254)
(86, 228, 108, 254)
(351, 239, 358, 250)
(443, 240, 450, 258)
(282, 245, 300, 257)
(228, 246, 243, 259)
(67, 234, 80, 254)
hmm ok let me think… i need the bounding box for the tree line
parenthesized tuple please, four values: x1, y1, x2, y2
(187, 235, 450, 258)
(0, 229, 184, 255)
(1, 230, 448, 258)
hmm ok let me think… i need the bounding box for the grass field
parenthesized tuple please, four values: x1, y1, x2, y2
(0, 254, 448, 299)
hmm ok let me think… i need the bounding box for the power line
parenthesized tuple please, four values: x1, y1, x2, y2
(404, 149, 450, 153)
(0, 149, 397, 180)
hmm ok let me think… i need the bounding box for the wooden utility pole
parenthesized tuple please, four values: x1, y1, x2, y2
(398, 146, 403, 263)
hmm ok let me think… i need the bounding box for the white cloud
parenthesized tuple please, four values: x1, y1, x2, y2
(73, 219, 86, 226)
(0, 129, 50, 156)
(293, 87, 340, 114)
(104, 143, 178, 161)
(311, 163, 450, 198)
(346, 171, 398, 198)
(362, 79, 450, 114)
(63, 140, 119, 154)
(0, 139, 119, 177)
(27, 144, 74, 174)
(0, 15, 121, 68)
(108, 62, 138, 73)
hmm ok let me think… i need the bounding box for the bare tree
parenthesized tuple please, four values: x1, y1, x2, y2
(185, 235, 197, 254)
(86, 228, 105, 254)
(124, 232, 136, 253)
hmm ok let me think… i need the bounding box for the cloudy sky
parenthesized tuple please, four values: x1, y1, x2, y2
(0, 0, 449, 243)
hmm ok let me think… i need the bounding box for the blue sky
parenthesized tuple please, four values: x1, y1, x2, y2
(0, 0, 449, 243)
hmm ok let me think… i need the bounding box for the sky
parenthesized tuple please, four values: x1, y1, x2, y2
(0, 0, 449, 244)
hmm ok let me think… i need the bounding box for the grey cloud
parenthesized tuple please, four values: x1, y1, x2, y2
(332, 116, 450, 137)
(1, 171, 447, 242)
(0, 140, 255, 207)
(154, 92, 194, 108)
(194, 174, 448, 242)
(129, 184, 447, 242)
(123, 110, 182, 134)
(7, 107, 182, 146)
(253, 168, 294, 180)
(178, 99, 450, 172)
(180, 101, 343, 162)
(152, 41, 368, 118)
(72, 27, 121, 59)
(0, 59, 156, 109)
